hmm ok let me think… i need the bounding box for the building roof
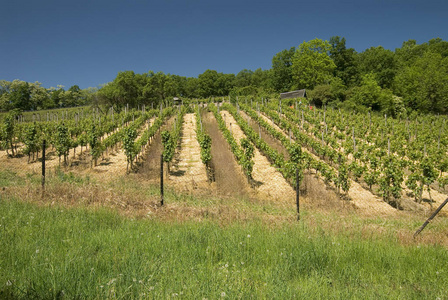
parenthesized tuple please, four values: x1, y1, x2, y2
(280, 89, 306, 99)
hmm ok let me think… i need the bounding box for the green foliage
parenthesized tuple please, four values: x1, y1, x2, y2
(329, 36, 360, 87)
(123, 126, 137, 169)
(421, 156, 438, 195)
(0, 110, 19, 155)
(240, 138, 255, 179)
(336, 163, 350, 194)
(54, 123, 70, 165)
(195, 110, 212, 167)
(161, 130, 174, 163)
(23, 122, 39, 160)
(291, 38, 336, 90)
(358, 46, 396, 89)
(271, 47, 296, 92)
(379, 157, 403, 206)
(88, 123, 101, 165)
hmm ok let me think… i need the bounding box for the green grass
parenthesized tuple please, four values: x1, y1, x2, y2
(1, 194, 447, 299)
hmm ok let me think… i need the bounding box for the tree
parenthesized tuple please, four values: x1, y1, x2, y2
(197, 70, 234, 98)
(9, 80, 31, 110)
(291, 39, 336, 90)
(234, 69, 253, 88)
(329, 36, 360, 87)
(394, 52, 448, 113)
(358, 46, 396, 89)
(271, 47, 295, 92)
(309, 77, 346, 106)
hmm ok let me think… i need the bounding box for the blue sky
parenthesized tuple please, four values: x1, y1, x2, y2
(1, 0, 447, 89)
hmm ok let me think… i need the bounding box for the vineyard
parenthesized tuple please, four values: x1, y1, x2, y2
(2, 98, 448, 299)
(1, 99, 448, 217)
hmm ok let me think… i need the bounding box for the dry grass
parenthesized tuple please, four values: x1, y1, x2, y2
(2, 169, 448, 248)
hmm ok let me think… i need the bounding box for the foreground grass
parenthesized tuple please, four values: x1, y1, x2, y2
(1, 197, 447, 299)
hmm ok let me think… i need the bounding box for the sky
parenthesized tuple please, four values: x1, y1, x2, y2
(1, 0, 447, 89)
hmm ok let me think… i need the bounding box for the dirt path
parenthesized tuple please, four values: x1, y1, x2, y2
(220, 111, 295, 203)
(169, 113, 208, 192)
(202, 112, 249, 198)
(240, 110, 290, 160)
(137, 117, 175, 181)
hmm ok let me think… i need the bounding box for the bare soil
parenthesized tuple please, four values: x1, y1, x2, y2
(137, 117, 175, 181)
(168, 113, 209, 192)
(220, 111, 295, 204)
(240, 110, 290, 159)
(201, 111, 250, 198)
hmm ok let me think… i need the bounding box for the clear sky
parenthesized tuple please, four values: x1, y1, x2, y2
(1, 0, 447, 89)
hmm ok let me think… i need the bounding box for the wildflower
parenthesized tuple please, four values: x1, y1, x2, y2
(6, 280, 12, 286)
(247, 234, 251, 238)
(221, 292, 226, 297)
(36, 249, 39, 254)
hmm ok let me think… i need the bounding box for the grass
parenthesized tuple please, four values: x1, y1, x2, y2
(1, 170, 448, 299)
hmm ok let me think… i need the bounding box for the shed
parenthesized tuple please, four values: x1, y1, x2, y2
(280, 89, 307, 100)
(173, 97, 182, 105)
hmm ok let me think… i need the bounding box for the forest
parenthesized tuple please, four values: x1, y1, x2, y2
(1, 36, 447, 116)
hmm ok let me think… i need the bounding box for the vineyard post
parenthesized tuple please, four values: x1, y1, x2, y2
(42, 140, 46, 192)
(160, 154, 164, 206)
(414, 198, 448, 238)
(259, 124, 261, 140)
(296, 167, 300, 221)
(388, 138, 390, 156)
(301, 112, 304, 129)
(353, 127, 356, 153)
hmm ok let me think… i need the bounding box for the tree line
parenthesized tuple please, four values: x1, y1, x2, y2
(2, 36, 447, 115)
(0, 81, 96, 111)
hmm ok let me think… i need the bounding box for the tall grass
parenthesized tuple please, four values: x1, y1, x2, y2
(1, 196, 447, 299)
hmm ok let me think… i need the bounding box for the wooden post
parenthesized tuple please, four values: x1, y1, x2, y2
(42, 140, 46, 192)
(388, 138, 390, 156)
(414, 198, 448, 238)
(353, 127, 356, 153)
(160, 154, 164, 206)
(296, 167, 300, 221)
